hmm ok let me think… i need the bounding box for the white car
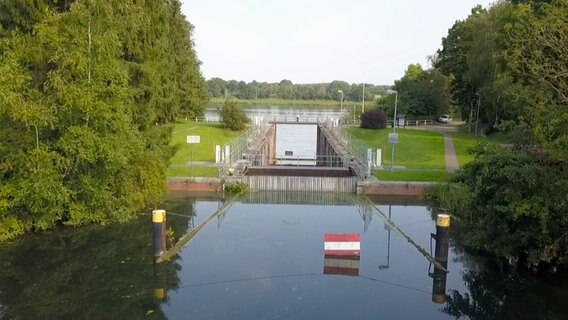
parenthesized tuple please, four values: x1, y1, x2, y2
(438, 114, 452, 123)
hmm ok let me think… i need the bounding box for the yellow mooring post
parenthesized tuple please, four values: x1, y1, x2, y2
(152, 209, 167, 260)
(153, 262, 167, 300)
(431, 214, 451, 304)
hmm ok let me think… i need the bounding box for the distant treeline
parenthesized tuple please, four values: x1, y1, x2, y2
(205, 78, 391, 102)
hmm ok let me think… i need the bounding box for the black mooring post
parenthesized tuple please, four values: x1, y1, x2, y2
(152, 209, 166, 260)
(434, 214, 450, 263)
(431, 261, 448, 304)
(432, 214, 450, 304)
(153, 262, 167, 300)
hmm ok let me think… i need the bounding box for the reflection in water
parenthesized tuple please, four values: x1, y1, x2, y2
(0, 217, 182, 319)
(443, 267, 568, 320)
(0, 193, 565, 319)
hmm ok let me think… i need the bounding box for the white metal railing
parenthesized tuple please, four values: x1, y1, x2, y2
(247, 154, 348, 168)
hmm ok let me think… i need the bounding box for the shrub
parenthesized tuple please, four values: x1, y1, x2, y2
(224, 182, 249, 195)
(218, 99, 250, 130)
(360, 108, 387, 129)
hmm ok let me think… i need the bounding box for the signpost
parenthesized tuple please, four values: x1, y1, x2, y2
(388, 133, 399, 170)
(186, 135, 200, 177)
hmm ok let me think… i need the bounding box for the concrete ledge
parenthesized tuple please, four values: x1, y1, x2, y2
(361, 181, 436, 196)
(168, 177, 222, 192)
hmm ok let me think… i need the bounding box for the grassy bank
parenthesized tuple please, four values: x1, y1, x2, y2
(376, 170, 452, 182)
(168, 121, 486, 182)
(169, 121, 244, 177)
(348, 127, 446, 169)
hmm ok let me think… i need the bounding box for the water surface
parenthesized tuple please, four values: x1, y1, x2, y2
(0, 193, 566, 319)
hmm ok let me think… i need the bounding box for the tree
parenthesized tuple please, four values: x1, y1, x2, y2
(360, 108, 387, 129)
(0, 0, 207, 241)
(218, 99, 249, 131)
(429, 0, 568, 270)
(388, 64, 452, 118)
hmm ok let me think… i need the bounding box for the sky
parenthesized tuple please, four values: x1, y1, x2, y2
(181, 0, 495, 85)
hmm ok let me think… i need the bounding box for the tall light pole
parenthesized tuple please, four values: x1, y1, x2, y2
(338, 90, 343, 112)
(362, 83, 366, 114)
(475, 93, 481, 136)
(386, 90, 398, 170)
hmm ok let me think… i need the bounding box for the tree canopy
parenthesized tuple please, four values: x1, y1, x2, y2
(0, 0, 207, 240)
(430, 0, 568, 270)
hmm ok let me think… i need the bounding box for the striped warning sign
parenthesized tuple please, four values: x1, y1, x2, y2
(324, 234, 361, 256)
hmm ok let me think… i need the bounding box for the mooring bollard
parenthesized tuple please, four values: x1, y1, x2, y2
(153, 262, 167, 300)
(152, 209, 167, 259)
(431, 213, 450, 304)
(434, 214, 450, 263)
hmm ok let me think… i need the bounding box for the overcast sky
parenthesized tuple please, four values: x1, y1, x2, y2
(181, 0, 494, 85)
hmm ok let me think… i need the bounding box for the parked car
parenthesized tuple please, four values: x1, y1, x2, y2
(438, 114, 452, 123)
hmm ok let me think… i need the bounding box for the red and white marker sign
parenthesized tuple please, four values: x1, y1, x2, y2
(323, 234, 361, 276)
(324, 233, 360, 256)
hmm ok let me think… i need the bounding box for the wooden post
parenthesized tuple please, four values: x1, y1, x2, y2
(152, 209, 166, 259)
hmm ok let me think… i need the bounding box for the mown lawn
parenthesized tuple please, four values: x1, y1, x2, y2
(347, 127, 446, 169)
(167, 165, 219, 178)
(450, 131, 499, 167)
(375, 170, 452, 182)
(169, 121, 243, 177)
(168, 122, 492, 181)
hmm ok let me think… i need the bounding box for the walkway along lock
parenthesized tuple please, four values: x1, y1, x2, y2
(430, 213, 451, 304)
(152, 209, 167, 260)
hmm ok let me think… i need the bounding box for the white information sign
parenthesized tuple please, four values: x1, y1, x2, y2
(186, 135, 200, 144)
(388, 133, 399, 144)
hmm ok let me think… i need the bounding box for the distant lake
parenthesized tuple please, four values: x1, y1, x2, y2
(204, 105, 344, 122)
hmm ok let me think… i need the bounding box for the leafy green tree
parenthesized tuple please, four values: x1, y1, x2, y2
(218, 99, 249, 131)
(441, 144, 568, 269)
(0, 0, 207, 241)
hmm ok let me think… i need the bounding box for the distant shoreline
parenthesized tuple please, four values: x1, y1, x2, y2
(209, 97, 366, 108)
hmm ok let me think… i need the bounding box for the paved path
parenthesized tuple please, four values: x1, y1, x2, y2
(441, 133, 459, 172)
(406, 124, 460, 172)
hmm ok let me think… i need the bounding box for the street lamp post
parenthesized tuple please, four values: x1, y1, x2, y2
(338, 90, 343, 112)
(475, 93, 481, 136)
(362, 83, 366, 114)
(387, 90, 398, 170)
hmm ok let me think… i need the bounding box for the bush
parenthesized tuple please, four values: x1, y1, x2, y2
(360, 108, 387, 129)
(218, 99, 249, 130)
(224, 182, 249, 195)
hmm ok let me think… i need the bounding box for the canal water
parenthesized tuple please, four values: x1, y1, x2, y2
(0, 193, 566, 319)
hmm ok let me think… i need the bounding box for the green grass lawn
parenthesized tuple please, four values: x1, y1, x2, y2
(167, 165, 219, 178)
(348, 127, 446, 169)
(375, 170, 452, 182)
(167, 121, 492, 181)
(169, 121, 243, 177)
(450, 131, 500, 167)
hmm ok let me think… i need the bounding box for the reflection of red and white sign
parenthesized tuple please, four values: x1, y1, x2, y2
(324, 256, 360, 276)
(323, 234, 360, 276)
